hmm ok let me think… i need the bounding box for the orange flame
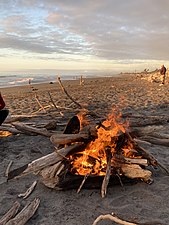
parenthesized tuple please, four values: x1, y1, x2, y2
(70, 109, 135, 176)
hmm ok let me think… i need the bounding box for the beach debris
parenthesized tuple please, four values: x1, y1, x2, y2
(3, 198, 40, 225)
(0, 201, 20, 225)
(5, 160, 13, 178)
(92, 212, 137, 225)
(12, 122, 51, 137)
(47, 91, 64, 116)
(34, 93, 47, 113)
(18, 180, 37, 199)
(57, 76, 83, 109)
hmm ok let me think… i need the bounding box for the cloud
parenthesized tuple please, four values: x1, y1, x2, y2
(1, 0, 169, 63)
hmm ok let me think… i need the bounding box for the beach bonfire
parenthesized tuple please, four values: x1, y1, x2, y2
(8, 109, 158, 197)
(46, 110, 158, 195)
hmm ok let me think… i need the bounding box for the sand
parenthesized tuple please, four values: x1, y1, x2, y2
(0, 74, 169, 224)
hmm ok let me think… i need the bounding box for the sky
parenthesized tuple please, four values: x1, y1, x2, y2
(1, 0, 169, 75)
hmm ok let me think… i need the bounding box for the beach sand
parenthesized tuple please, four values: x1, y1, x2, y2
(0, 74, 169, 224)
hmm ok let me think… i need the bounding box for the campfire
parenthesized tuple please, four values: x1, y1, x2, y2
(48, 110, 154, 197)
(7, 109, 162, 198)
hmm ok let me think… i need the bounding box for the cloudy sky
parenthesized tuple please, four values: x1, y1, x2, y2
(1, 0, 169, 75)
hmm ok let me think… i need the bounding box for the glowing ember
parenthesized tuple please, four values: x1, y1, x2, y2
(0, 131, 12, 137)
(69, 110, 135, 176)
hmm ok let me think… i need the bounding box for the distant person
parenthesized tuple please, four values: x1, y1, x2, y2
(0, 92, 9, 125)
(160, 65, 167, 85)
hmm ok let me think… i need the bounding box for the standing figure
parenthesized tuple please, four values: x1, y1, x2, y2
(0, 92, 9, 125)
(160, 65, 167, 85)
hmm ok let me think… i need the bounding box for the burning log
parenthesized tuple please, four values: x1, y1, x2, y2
(101, 147, 112, 198)
(50, 132, 90, 145)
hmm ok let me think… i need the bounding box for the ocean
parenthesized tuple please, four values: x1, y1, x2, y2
(0, 71, 117, 88)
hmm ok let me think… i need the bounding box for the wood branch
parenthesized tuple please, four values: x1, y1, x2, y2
(124, 158, 148, 166)
(0, 201, 20, 225)
(77, 174, 89, 194)
(123, 114, 169, 127)
(47, 91, 64, 116)
(126, 132, 158, 166)
(0, 125, 22, 135)
(141, 136, 169, 147)
(12, 122, 52, 137)
(34, 93, 47, 113)
(133, 138, 152, 147)
(5, 160, 13, 177)
(130, 126, 165, 138)
(121, 164, 152, 183)
(57, 76, 83, 109)
(6, 198, 40, 225)
(101, 147, 112, 198)
(39, 162, 65, 188)
(92, 212, 137, 225)
(50, 132, 90, 145)
(7, 143, 84, 180)
(18, 181, 37, 199)
(5, 115, 37, 123)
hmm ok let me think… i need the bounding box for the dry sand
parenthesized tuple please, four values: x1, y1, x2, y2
(0, 74, 169, 224)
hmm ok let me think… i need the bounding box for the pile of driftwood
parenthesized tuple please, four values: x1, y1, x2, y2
(5, 111, 169, 199)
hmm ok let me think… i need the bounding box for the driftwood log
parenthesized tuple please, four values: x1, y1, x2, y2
(5, 198, 40, 225)
(7, 143, 85, 180)
(0, 201, 20, 225)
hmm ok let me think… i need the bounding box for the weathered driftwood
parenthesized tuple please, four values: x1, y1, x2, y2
(124, 158, 148, 166)
(5, 198, 40, 225)
(50, 132, 90, 145)
(18, 181, 37, 199)
(133, 138, 152, 147)
(0, 201, 20, 225)
(0, 125, 22, 135)
(121, 164, 152, 183)
(127, 132, 169, 175)
(5, 115, 36, 123)
(13, 122, 52, 137)
(101, 147, 112, 198)
(47, 91, 64, 116)
(57, 76, 83, 109)
(8, 143, 84, 180)
(34, 93, 47, 113)
(92, 212, 137, 225)
(92, 213, 138, 225)
(123, 114, 169, 127)
(5, 161, 13, 177)
(141, 136, 169, 147)
(39, 162, 65, 189)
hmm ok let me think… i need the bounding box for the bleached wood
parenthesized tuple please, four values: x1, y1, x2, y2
(121, 164, 152, 182)
(92, 213, 137, 225)
(18, 181, 37, 199)
(50, 132, 89, 145)
(6, 198, 40, 225)
(0, 201, 20, 225)
(13, 122, 51, 137)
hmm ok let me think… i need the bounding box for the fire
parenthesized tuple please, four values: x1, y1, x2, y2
(0, 131, 12, 137)
(69, 110, 135, 176)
